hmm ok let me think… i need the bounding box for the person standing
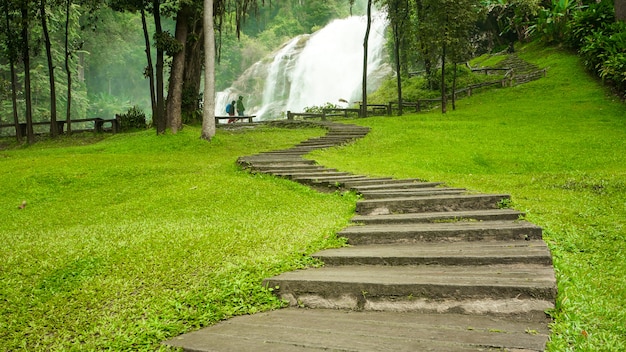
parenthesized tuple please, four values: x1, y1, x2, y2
(226, 100, 236, 123)
(236, 95, 245, 116)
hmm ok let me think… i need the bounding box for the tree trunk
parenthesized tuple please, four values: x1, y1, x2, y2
(166, 6, 190, 133)
(182, 18, 204, 121)
(361, 0, 372, 118)
(441, 42, 447, 114)
(616, 0, 626, 21)
(64, 0, 72, 133)
(4, 1, 21, 142)
(452, 62, 457, 111)
(201, 0, 216, 141)
(141, 8, 157, 122)
(21, 2, 34, 143)
(41, 0, 58, 136)
(9, 59, 20, 142)
(153, 0, 166, 134)
(393, 19, 403, 116)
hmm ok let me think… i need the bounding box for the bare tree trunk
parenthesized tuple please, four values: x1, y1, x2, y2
(361, 0, 372, 118)
(166, 6, 190, 133)
(21, 2, 34, 143)
(9, 59, 20, 142)
(64, 0, 72, 133)
(182, 18, 204, 120)
(153, 0, 166, 134)
(141, 7, 156, 123)
(393, 19, 403, 116)
(441, 42, 447, 114)
(616, 0, 626, 21)
(201, 0, 216, 141)
(452, 62, 457, 111)
(4, 1, 22, 142)
(41, 0, 58, 136)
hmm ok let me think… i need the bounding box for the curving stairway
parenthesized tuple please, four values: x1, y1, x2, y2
(165, 120, 556, 351)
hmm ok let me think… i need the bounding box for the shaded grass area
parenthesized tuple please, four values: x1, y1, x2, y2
(0, 126, 357, 350)
(312, 43, 626, 351)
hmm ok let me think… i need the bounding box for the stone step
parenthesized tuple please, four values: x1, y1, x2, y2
(356, 194, 510, 215)
(164, 308, 550, 352)
(359, 187, 467, 199)
(336, 177, 395, 185)
(249, 165, 327, 172)
(272, 171, 354, 179)
(339, 220, 542, 244)
(264, 264, 556, 317)
(237, 156, 314, 166)
(344, 179, 441, 188)
(259, 150, 309, 155)
(297, 137, 361, 144)
(312, 240, 552, 266)
(289, 144, 339, 149)
(351, 209, 525, 224)
(291, 174, 370, 184)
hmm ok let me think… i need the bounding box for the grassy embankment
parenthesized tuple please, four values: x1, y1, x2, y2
(1, 41, 624, 351)
(312, 42, 626, 351)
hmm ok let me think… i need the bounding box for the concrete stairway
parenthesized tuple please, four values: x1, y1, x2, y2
(164, 121, 556, 351)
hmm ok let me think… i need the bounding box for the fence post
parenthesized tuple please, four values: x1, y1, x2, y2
(287, 111, 293, 120)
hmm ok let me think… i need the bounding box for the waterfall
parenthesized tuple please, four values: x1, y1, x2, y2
(215, 13, 390, 120)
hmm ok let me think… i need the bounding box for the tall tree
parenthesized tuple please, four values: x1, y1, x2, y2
(153, 0, 166, 134)
(181, 17, 203, 121)
(170, 0, 264, 136)
(416, 0, 479, 113)
(361, 0, 372, 118)
(2, 0, 22, 142)
(382, 0, 411, 115)
(165, 3, 192, 133)
(40, 0, 59, 136)
(140, 5, 157, 121)
(20, 1, 35, 143)
(201, 0, 216, 140)
(64, 0, 73, 133)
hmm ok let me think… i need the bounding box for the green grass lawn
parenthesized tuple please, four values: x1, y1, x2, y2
(1, 42, 624, 351)
(0, 126, 356, 350)
(311, 43, 626, 351)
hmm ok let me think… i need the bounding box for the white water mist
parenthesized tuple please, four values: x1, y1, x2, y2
(215, 12, 390, 120)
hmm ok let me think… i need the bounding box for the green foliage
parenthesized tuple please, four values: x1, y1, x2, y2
(312, 43, 626, 351)
(369, 65, 505, 104)
(529, 0, 579, 43)
(567, 3, 626, 97)
(0, 125, 354, 350)
(117, 105, 147, 131)
(566, 1, 615, 48)
(303, 102, 340, 113)
(480, 0, 542, 51)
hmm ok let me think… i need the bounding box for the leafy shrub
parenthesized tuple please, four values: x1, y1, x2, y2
(564, 1, 626, 97)
(303, 102, 340, 113)
(117, 106, 147, 132)
(566, 1, 615, 48)
(577, 20, 626, 96)
(530, 0, 579, 43)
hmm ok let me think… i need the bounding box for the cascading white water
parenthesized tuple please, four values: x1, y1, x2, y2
(215, 12, 390, 120)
